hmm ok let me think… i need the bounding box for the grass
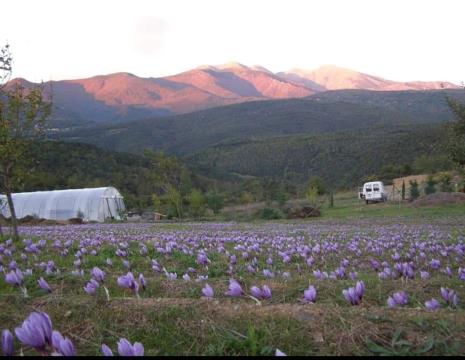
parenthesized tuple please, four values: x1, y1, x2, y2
(1, 212, 465, 355)
(320, 191, 465, 220)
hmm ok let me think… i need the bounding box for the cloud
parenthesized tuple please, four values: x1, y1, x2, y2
(131, 16, 166, 55)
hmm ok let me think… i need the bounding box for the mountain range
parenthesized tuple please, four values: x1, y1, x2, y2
(8, 63, 459, 127)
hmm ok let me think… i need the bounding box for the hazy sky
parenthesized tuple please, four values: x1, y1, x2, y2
(1, 0, 464, 83)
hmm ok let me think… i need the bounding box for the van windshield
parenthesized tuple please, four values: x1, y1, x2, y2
(365, 187, 372, 192)
(373, 186, 379, 191)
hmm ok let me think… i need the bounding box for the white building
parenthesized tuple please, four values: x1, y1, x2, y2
(0, 187, 125, 222)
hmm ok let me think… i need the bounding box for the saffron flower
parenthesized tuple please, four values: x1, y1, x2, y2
(83, 279, 99, 295)
(117, 338, 144, 356)
(425, 298, 440, 310)
(275, 349, 287, 356)
(440, 287, 458, 306)
(138, 273, 146, 290)
(250, 285, 271, 300)
(117, 272, 139, 298)
(225, 279, 243, 297)
(51, 330, 76, 356)
(14, 312, 53, 350)
(343, 281, 364, 305)
(2, 329, 13, 356)
(387, 291, 408, 308)
(303, 285, 317, 303)
(101, 343, 114, 356)
(38, 277, 52, 293)
(201, 284, 214, 298)
(91, 267, 105, 283)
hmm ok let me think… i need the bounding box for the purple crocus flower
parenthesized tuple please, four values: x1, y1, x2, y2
(51, 330, 76, 356)
(355, 281, 365, 299)
(263, 269, 274, 278)
(430, 259, 440, 270)
(202, 284, 214, 298)
(225, 279, 243, 297)
(138, 273, 146, 290)
(420, 271, 430, 280)
(343, 281, 364, 305)
(2, 329, 13, 356)
(425, 298, 440, 310)
(196, 253, 209, 266)
(117, 338, 144, 356)
(38, 277, 52, 292)
(84, 279, 99, 295)
(5, 269, 23, 286)
(458, 268, 465, 281)
(313, 270, 323, 280)
(261, 285, 272, 299)
(250, 286, 262, 299)
(14, 312, 53, 349)
(275, 349, 287, 356)
(106, 258, 113, 267)
(440, 287, 459, 306)
(117, 272, 139, 295)
(387, 291, 408, 308)
(91, 267, 105, 283)
(303, 285, 317, 303)
(101, 343, 114, 356)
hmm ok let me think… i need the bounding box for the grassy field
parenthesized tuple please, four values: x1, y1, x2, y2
(1, 207, 465, 356)
(322, 191, 465, 220)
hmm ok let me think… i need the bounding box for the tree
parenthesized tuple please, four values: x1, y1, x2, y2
(0, 44, 51, 240)
(205, 190, 224, 215)
(445, 90, 465, 168)
(306, 176, 327, 196)
(424, 175, 436, 195)
(187, 189, 205, 218)
(401, 180, 406, 200)
(144, 150, 192, 220)
(437, 172, 453, 192)
(409, 180, 420, 201)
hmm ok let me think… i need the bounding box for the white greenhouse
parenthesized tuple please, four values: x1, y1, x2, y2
(0, 187, 125, 222)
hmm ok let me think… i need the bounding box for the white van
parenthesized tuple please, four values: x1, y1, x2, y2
(359, 181, 387, 204)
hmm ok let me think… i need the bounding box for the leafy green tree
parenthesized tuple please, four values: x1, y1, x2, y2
(187, 189, 205, 218)
(306, 176, 327, 195)
(445, 91, 465, 169)
(424, 175, 436, 195)
(438, 172, 453, 192)
(163, 184, 183, 220)
(240, 192, 254, 204)
(0, 44, 51, 240)
(151, 193, 161, 212)
(205, 190, 224, 215)
(409, 180, 420, 200)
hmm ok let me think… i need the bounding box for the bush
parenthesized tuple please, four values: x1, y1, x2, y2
(256, 208, 283, 220)
(409, 180, 420, 200)
(424, 175, 436, 195)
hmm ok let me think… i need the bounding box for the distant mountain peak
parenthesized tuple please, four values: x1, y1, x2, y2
(215, 61, 249, 70)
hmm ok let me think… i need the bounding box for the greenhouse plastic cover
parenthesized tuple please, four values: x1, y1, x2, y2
(0, 187, 125, 222)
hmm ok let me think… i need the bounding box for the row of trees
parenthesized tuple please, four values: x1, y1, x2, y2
(145, 150, 224, 219)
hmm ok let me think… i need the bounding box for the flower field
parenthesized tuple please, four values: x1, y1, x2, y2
(1, 218, 465, 356)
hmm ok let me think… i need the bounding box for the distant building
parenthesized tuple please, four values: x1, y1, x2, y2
(0, 187, 125, 222)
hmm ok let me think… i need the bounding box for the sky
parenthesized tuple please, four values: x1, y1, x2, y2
(1, 0, 464, 83)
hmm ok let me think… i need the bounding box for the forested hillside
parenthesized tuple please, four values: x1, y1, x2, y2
(188, 123, 448, 188)
(56, 89, 461, 156)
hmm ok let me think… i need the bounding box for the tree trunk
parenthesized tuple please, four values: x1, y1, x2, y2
(6, 191, 19, 240)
